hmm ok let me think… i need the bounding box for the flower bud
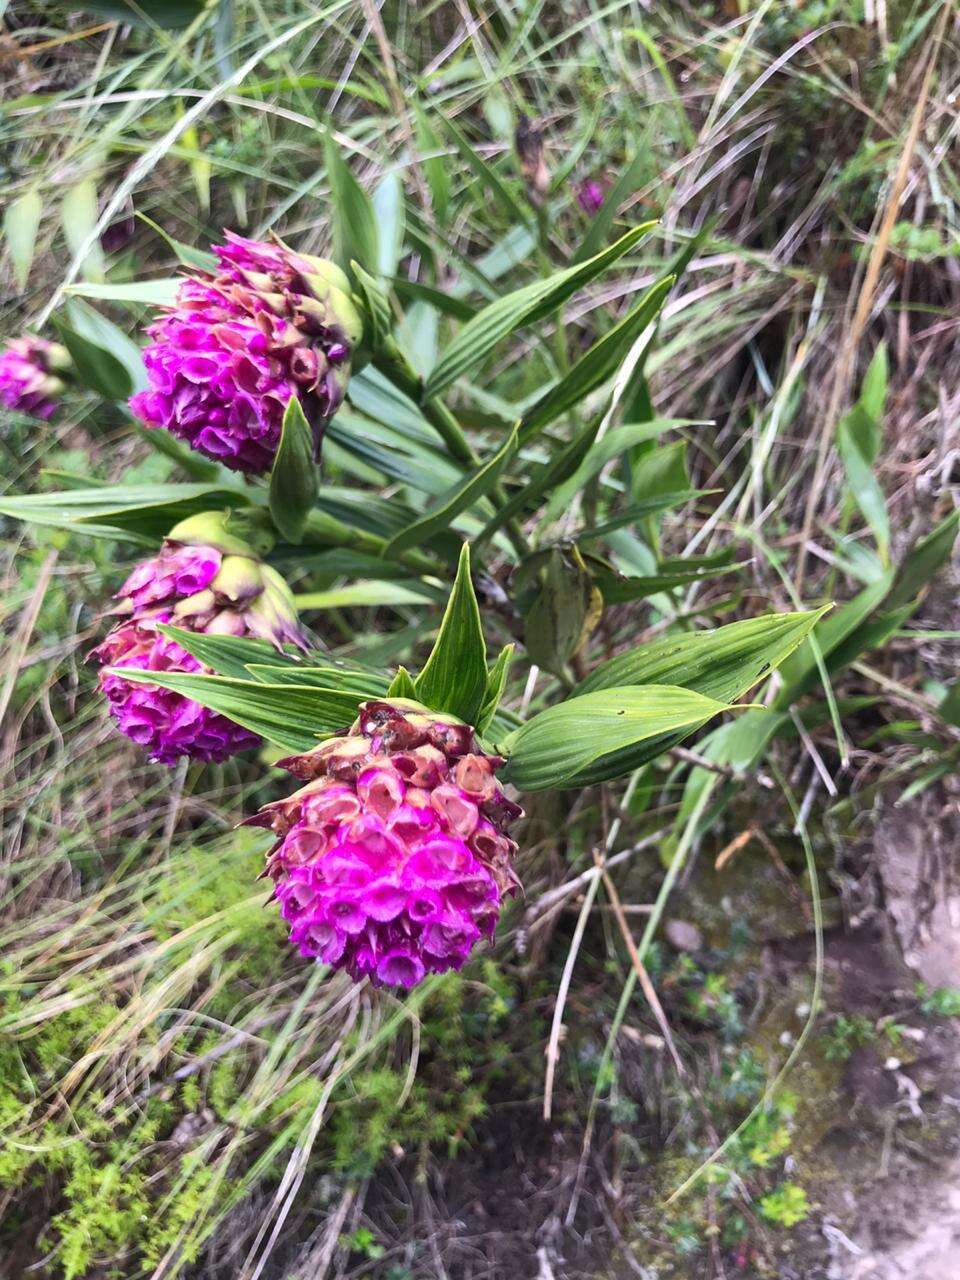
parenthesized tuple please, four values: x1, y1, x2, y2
(129, 231, 364, 475)
(257, 700, 523, 989)
(0, 336, 70, 420)
(90, 519, 309, 764)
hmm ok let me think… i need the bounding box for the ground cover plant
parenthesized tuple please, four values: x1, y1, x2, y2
(2, 2, 960, 1277)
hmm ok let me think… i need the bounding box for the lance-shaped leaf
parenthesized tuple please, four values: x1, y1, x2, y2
(80, 0, 205, 27)
(386, 666, 418, 699)
(106, 669, 364, 752)
(4, 190, 42, 291)
(269, 397, 318, 544)
(886, 507, 959, 612)
(65, 280, 181, 306)
(477, 644, 515, 734)
(542, 419, 694, 523)
(157, 625, 304, 680)
(324, 129, 379, 278)
(0, 483, 249, 544)
(424, 223, 657, 399)
(578, 609, 828, 700)
(414, 543, 487, 725)
(591, 559, 743, 604)
(384, 425, 518, 557)
(500, 685, 735, 791)
(476, 415, 603, 545)
(53, 298, 146, 400)
(519, 275, 674, 443)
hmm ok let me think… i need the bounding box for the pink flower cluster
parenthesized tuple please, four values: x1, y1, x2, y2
(91, 536, 306, 765)
(0, 336, 67, 420)
(129, 232, 361, 475)
(253, 700, 522, 989)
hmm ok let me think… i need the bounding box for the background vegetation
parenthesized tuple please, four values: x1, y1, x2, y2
(2, 1, 960, 1276)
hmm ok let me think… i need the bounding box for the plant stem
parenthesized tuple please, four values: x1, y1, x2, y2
(301, 510, 440, 578)
(371, 346, 531, 560)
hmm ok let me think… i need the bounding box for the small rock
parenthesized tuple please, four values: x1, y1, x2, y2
(664, 919, 703, 952)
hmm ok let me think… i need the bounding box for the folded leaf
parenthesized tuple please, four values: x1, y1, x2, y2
(578, 608, 828, 701)
(519, 275, 675, 443)
(424, 223, 657, 399)
(384, 425, 518, 557)
(106, 669, 363, 751)
(269, 397, 318, 544)
(0, 483, 249, 544)
(414, 543, 487, 725)
(501, 685, 733, 791)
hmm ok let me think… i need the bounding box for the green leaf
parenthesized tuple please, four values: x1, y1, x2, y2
(579, 609, 828, 700)
(413, 103, 450, 226)
(383, 424, 518, 557)
(245, 664, 386, 697)
(0, 483, 248, 544)
(386, 666, 418, 699)
(53, 298, 145, 400)
(372, 171, 405, 278)
(773, 577, 893, 704)
(424, 223, 657, 399)
(501, 685, 734, 791)
(886, 508, 960, 612)
(591, 559, 741, 604)
(519, 276, 675, 444)
(414, 542, 487, 725)
(106, 669, 361, 752)
(80, 0, 206, 26)
(61, 178, 105, 283)
(542, 419, 692, 523)
(324, 129, 379, 278)
(516, 547, 602, 673)
(157, 625, 304, 680)
(137, 213, 217, 270)
(269, 397, 318, 545)
(65, 280, 181, 306)
(476, 415, 603, 545)
(3, 190, 42, 290)
(350, 262, 392, 349)
(859, 341, 888, 436)
(477, 644, 514, 734)
(392, 278, 476, 322)
(294, 581, 436, 610)
(837, 406, 888, 557)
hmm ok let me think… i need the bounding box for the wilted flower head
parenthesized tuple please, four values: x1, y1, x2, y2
(576, 179, 605, 215)
(129, 232, 363, 475)
(0, 336, 69, 420)
(252, 699, 523, 989)
(91, 512, 309, 765)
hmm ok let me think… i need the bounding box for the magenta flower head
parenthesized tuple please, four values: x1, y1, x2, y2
(129, 232, 364, 475)
(576, 179, 605, 215)
(90, 511, 309, 765)
(0, 336, 70, 420)
(251, 699, 523, 990)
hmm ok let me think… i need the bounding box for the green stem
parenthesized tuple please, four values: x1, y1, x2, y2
(371, 345, 531, 560)
(301, 510, 440, 578)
